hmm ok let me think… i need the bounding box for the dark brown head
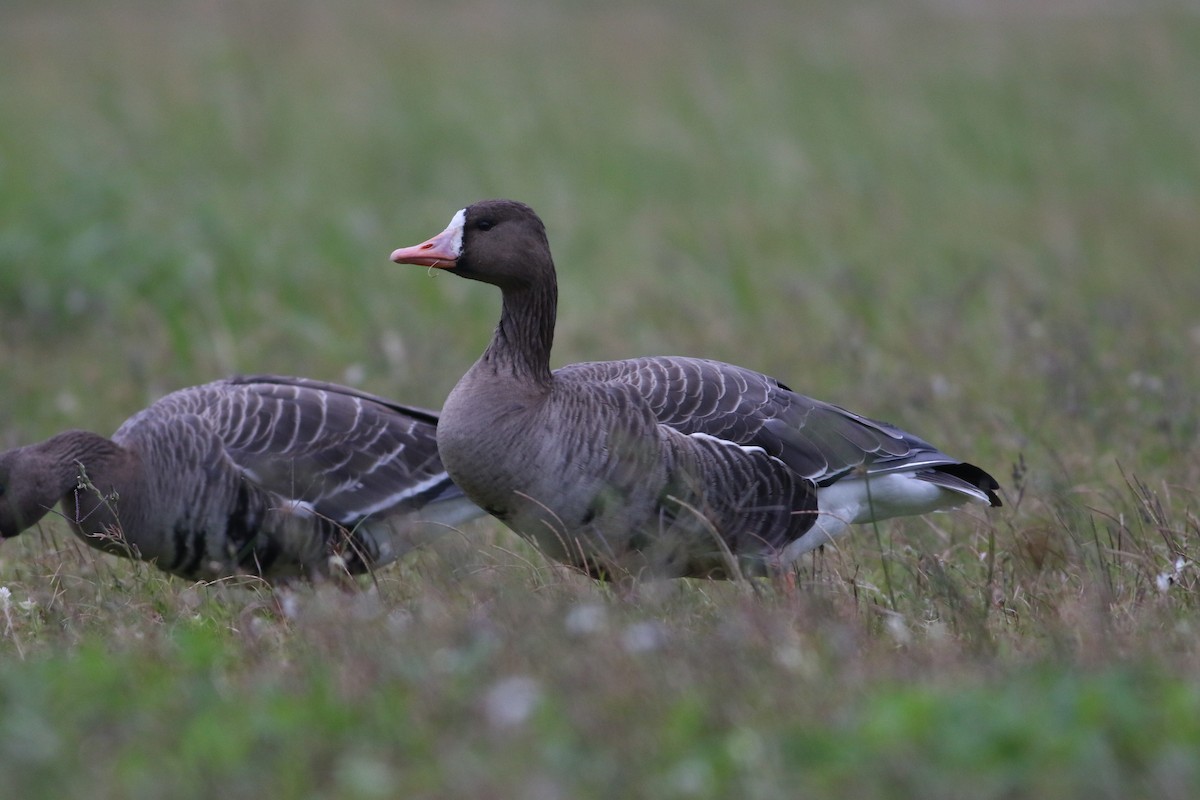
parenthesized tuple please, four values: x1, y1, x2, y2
(0, 442, 64, 538)
(391, 199, 553, 291)
(0, 431, 131, 539)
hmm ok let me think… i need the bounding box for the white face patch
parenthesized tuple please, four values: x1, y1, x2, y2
(446, 208, 466, 256)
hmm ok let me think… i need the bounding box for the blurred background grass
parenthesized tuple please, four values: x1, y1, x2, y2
(1, 0, 1199, 796)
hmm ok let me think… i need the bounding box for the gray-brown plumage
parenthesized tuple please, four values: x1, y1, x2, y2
(391, 199, 1000, 579)
(0, 375, 481, 581)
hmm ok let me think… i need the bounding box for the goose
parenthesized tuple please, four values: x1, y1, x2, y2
(390, 199, 1001, 580)
(0, 375, 482, 581)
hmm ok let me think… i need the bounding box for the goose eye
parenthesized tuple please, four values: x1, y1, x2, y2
(477, 219, 495, 232)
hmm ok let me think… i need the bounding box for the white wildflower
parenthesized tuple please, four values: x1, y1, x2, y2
(483, 676, 541, 729)
(773, 642, 807, 672)
(0, 586, 22, 659)
(1156, 558, 1189, 593)
(277, 590, 301, 620)
(884, 613, 912, 646)
(621, 621, 667, 653)
(563, 603, 607, 636)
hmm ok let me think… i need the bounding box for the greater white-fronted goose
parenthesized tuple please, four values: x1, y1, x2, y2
(0, 375, 481, 581)
(390, 199, 1001, 580)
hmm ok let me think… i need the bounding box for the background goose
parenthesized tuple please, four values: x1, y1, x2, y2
(390, 199, 1001, 580)
(0, 375, 481, 581)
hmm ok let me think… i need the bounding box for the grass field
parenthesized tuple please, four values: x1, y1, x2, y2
(2, 0, 1199, 796)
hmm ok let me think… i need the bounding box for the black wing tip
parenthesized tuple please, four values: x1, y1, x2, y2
(934, 462, 1003, 508)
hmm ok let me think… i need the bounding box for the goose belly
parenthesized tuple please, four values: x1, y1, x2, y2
(816, 472, 969, 527)
(437, 419, 668, 566)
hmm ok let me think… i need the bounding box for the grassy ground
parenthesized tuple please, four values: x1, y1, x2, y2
(1, 0, 1199, 796)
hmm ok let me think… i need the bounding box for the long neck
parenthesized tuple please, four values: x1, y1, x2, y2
(480, 272, 558, 387)
(43, 430, 131, 489)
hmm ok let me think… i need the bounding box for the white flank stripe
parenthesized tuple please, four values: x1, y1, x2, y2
(687, 431, 767, 457)
(348, 472, 451, 520)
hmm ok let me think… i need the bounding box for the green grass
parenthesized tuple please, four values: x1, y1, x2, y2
(2, 0, 1199, 796)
